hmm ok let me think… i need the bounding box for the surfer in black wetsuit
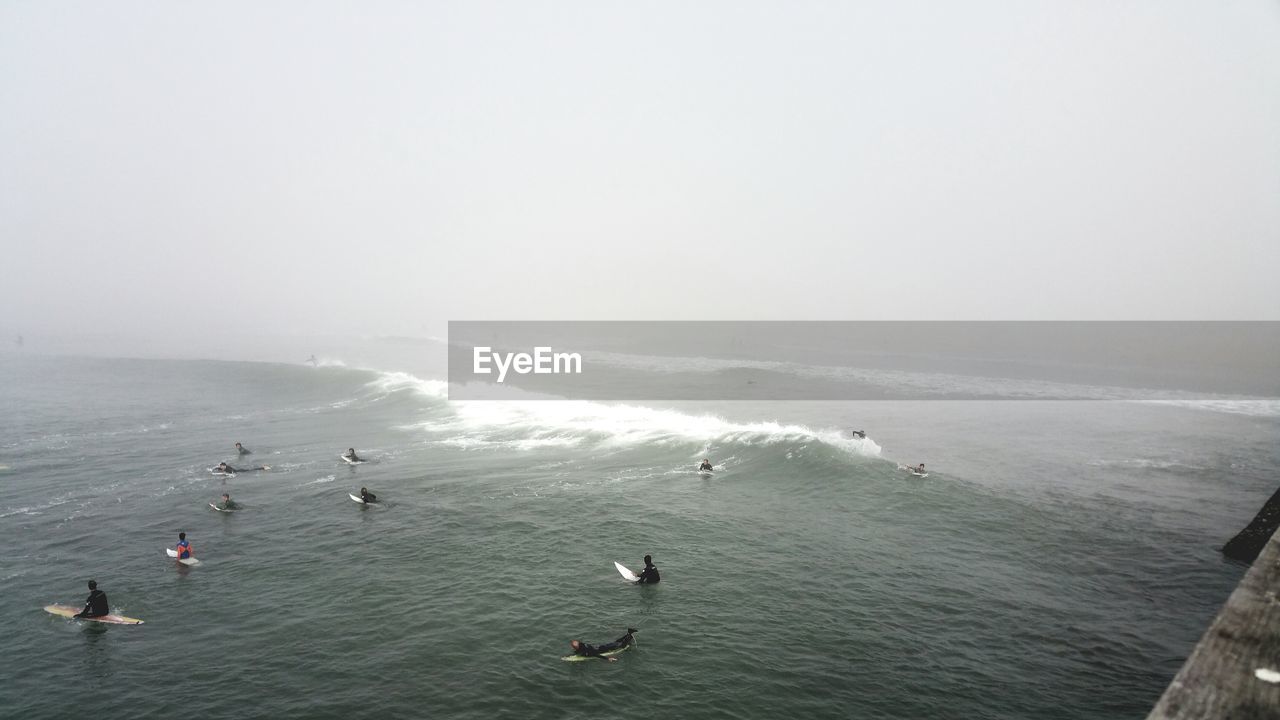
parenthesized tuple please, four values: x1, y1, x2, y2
(217, 493, 238, 511)
(569, 629, 637, 662)
(359, 487, 377, 503)
(851, 429, 866, 439)
(75, 580, 109, 618)
(699, 459, 713, 472)
(344, 448, 362, 463)
(235, 442, 251, 455)
(217, 461, 267, 474)
(636, 555, 660, 584)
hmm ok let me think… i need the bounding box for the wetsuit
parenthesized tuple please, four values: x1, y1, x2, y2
(360, 491, 377, 503)
(76, 589, 109, 618)
(237, 446, 251, 455)
(218, 499, 239, 511)
(699, 463, 713, 472)
(637, 564, 660, 584)
(176, 539, 192, 560)
(575, 632, 635, 659)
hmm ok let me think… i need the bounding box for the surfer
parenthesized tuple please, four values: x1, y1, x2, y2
(175, 532, 192, 561)
(699, 459, 713, 472)
(216, 461, 267, 473)
(569, 629, 637, 662)
(851, 429, 866, 439)
(216, 493, 238, 511)
(75, 580, 109, 619)
(636, 555, 660, 584)
(344, 448, 363, 463)
(359, 487, 377, 503)
(912, 464, 926, 474)
(235, 442, 251, 455)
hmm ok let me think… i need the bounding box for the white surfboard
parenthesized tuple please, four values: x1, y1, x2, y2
(349, 493, 367, 504)
(209, 469, 237, 478)
(614, 561, 639, 582)
(165, 548, 200, 566)
(698, 470, 713, 478)
(209, 503, 235, 513)
(340, 454, 365, 465)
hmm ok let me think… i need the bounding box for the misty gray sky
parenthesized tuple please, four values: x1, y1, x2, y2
(2, 1, 1277, 341)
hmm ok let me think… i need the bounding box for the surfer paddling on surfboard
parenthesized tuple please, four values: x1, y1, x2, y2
(75, 580, 110, 619)
(636, 555, 660, 584)
(568, 629, 638, 662)
(216, 461, 268, 474)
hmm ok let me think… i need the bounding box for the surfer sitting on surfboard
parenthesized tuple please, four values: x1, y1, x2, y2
(216, 493, 238, 511)
(569, 629, 637, 662)
(699, 459, 713, 472)
(235, 442, 251, 455)
(174, 532, 193, 561)
(359, 487, 377, 504)
(75, 580, 109, 619)
(343, 448, 362, 463)
(636, 555, 660, 584)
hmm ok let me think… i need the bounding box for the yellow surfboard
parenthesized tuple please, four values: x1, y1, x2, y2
(44, 604, 144, 625)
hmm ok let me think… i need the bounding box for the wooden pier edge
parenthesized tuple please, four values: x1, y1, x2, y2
(1147, 528, 1280, 719)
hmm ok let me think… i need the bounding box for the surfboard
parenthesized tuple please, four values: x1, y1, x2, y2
(165, 548, 200, 566)
(349, 493, 366, 504)
(340, 455, 365, 465)
(898, 464, 929, 478)
(911, 472, 929, 478)
(209, 503, 235, 513)
(44, 604, 144, 625)
(698, 470, 713, 478)
(614, 561, 638, 582)
(209, 469, 237, 478)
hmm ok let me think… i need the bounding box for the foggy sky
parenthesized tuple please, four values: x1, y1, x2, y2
(2, 1, 1277, 344)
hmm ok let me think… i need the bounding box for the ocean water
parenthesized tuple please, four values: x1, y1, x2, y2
(1, 354, 1277, 719)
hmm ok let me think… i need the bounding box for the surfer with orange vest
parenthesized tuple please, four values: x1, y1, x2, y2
(175, 532, 192, 561)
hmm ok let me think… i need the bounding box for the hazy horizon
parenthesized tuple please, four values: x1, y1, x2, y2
(3, 1, 1278, 345)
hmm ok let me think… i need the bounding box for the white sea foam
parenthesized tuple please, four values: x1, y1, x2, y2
(371, 369, 882, 456)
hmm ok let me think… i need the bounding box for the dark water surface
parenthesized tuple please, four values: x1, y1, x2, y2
(2, 355, 1275, 719)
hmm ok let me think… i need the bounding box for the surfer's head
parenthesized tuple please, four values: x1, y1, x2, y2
(88, 580, 97, 590)
(179, 532, 186, 541)
(235, 442, 242, 448)
(569, 640, 581, 651)
(221, 494, 229, 501)
(644, 555, 653, 566)
(361, 487, 368, 494)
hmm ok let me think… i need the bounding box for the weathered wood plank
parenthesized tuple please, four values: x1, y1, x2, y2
(1147, 528, 1280, 719)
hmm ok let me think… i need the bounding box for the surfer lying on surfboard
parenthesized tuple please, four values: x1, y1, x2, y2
(76, 580, 110, 618)
(216, 461, 268, 474)
(568, 629, 637, 662)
